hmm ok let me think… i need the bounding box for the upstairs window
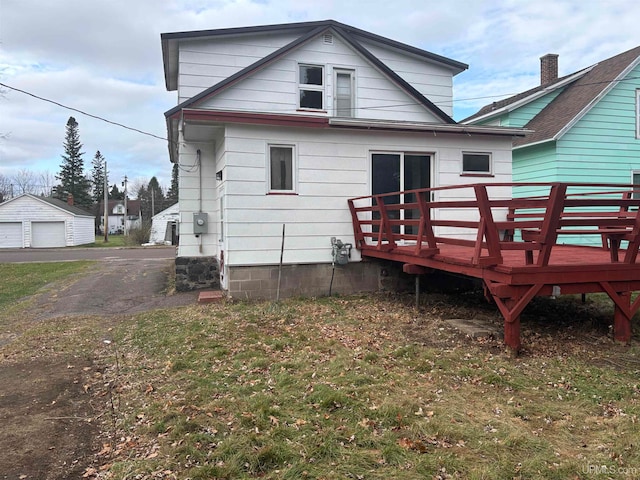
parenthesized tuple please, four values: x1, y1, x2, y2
(462, 152, 492, 175)
(335, 69, 354, 117)
(299, 64, 324, 110)
(269, 145, 295, 192)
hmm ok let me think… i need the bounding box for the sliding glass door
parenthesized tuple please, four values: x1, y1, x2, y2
(371, 152, 431, 236)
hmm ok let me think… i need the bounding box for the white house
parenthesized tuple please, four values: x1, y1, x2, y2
(149, 203, 179, 244)
(0, 194, 95, 248)
(161, 20, 527, 297)
(98, 199, 142, 235)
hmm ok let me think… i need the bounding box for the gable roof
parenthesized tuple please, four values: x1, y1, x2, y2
(98, 199, 142, 216)
(462, 67, 592, 123)
(466, 46, 640, 147)
(0, 194, 94, 217)
(162, 19, 466, 124)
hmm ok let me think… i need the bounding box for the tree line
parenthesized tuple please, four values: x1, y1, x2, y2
(1, 116, 179, 224)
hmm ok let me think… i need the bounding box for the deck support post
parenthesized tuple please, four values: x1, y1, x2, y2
(613, 292, 632, 343)
(503, 298, 521, 355)
(599, 282, 637, 343)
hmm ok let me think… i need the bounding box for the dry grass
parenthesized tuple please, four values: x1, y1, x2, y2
(76, 292, 640, 479)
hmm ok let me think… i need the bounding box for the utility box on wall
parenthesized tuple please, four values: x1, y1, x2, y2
(193, 212, 208, 234)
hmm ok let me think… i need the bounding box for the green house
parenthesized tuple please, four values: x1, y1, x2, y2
(465, 47, 640, 192)
(464, 47, 640, 245)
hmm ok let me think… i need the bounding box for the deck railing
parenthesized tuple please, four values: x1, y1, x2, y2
(348, 182, 640, 267)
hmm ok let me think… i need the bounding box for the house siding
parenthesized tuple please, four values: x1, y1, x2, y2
(358, 39, 455, 117)
(555, 64, 640, 185)
(198, 33, 442, 123)
(177, 32, 301, 103)
(176, 124, 514, 267)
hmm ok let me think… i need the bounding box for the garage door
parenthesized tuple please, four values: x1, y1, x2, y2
(0, 222, 23, 248)
(31, 221, 66, 248)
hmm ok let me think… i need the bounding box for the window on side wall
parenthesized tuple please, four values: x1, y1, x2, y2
(269, 145, 295, 193)
(299, 64, 324, 110)
(636, 89, 640, 139)
(632, 171, 640, 200)
(462, 152, 492, 175)
(334, 69, 354, 117)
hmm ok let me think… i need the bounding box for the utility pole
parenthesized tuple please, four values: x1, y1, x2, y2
(151, 187, 155, 217)
(103, 161, 109, 242)
(122, 175, 128, 236)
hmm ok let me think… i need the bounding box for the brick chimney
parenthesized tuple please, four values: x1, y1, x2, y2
(540, 53, 559, 85)
(67, 193, 74, 206)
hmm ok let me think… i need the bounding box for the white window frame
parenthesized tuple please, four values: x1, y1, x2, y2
(636, 89, 640, 139)
(461, 151, 493, 176)
(267, 144, 297, 193)
(334, 68, 355, 117)
(632, 170, 640, 200)
(298, 64, 324, 110)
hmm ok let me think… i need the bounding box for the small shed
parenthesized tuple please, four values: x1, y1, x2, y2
(0, 194, 95, 248)
(149, 203, 179, 244)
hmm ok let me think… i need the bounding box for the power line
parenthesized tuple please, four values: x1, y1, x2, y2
(0, 82, 168, 142)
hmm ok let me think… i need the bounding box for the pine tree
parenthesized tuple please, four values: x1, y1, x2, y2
(109, 183, 124, 200)
(90, 151, 106, 204)
(90, 151, 107, 233)
(138, 176, 165, 220)
(166, 163, 179, 204)
(54, 117, 92, 209)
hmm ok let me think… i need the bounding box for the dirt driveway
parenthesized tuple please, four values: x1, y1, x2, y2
(0, 254, 199, 479)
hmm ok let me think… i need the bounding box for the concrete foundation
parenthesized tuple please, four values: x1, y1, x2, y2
(175, 256, 478, 298)
(227, 261, 381, 300)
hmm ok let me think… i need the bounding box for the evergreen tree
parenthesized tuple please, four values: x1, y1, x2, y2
(90, 151, 106, 204)
(90, 151, 107, 233)
(109, 183, 124, 200)
(166, 163, 179, 205)
(54, 116, 92, 208)
(138, 176, 165, 220)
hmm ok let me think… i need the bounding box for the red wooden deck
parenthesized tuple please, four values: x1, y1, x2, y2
(348, 183, 640, 352)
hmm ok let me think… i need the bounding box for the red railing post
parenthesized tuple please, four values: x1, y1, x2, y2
(536, 183, 567, 266)
(375, 195, 396, 251)
(347, 199, 365, 249)
(414, 190, 438, 256)
(473, 185, 503, 265)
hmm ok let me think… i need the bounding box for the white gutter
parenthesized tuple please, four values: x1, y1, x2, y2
(328, 117, 530, 137)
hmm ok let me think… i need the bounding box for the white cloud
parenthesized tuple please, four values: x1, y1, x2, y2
(1, 0, 638, 191)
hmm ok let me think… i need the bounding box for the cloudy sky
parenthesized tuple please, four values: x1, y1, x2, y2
(1, 0, 638, 196)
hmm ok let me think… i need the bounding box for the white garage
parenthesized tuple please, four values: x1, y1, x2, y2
(0, 222, 22, 248)
(31, 221, 66, 248)
(0, 194, 95, 248)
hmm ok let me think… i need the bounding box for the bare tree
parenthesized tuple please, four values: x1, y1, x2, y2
(13, 169, 38, 195)
(0, 173, 12, 202)
(38, 170, 55, 196)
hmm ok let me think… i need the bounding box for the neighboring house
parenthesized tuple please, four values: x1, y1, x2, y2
(149, 203, 179, 244)
(98, 199, 142, 235)
(161, 19, 526, 297)
(0, 194, 94, 248)
(464, 47, 640, 197)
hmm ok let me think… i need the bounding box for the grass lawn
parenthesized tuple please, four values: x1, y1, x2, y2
(0, 261, 92, 309)
(85, 235, 129, 248)
(2, 263, 640, 479)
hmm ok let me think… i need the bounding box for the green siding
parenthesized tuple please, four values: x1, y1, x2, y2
(508, 89, 565, 127)
(512, 142, 558, 198)
(556, 61, 640, 186)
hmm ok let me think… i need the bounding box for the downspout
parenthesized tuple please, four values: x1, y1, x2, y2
(197, 148, 202, 254)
